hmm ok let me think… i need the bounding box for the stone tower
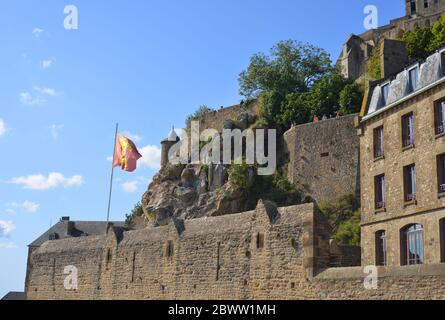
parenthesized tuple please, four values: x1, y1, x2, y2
(406, 0, 445, 17)
(160, 127, 179, 167)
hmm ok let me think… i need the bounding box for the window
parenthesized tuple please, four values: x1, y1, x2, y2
(441, 219, 445, 262)
(404, 164, 417, 202)
(166, 240, 174, 258)
(434, 99, 445, 135)
(401, 224, 424, 265)
(442, 52, 445, 76)
(375, 231, 387, 266)
(256, 233, 264, 249)
(375, 174, 386, 210)
(402, 112, 414, 148)
(381, 84, 389, 106)
(411, 0, 417, 14)
(438, 153, 445, 193)
(374, 126, 384, 158)
(408, 67, 419, 92)
(424, 0, 429, 8)
(48, 233, 58, 240)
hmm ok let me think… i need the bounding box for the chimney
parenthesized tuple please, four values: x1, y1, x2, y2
(67, 221, 75, 236)
(61, 216, 70, 221)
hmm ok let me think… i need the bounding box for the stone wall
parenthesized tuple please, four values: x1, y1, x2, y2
(26, 201, 445, 300)
(283, 114, 360, 205)
(27, 203, 320, 300)
(198, 101, 259, 133)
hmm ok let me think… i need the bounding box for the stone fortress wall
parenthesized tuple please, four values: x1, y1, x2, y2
(26, 200, 445, 300)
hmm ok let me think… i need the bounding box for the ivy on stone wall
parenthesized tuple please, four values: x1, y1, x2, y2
(319, 194, 361, 246)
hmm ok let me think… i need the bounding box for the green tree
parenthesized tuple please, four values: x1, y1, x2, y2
(276, 92, 311, 127)
(303, 71, 350, 117)
(238, 40, 331, 97)
(402, 25, 434, 60)
(430, 15, 445, 51)
(339, 83, 363, 114)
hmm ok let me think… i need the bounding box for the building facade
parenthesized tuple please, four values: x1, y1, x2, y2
(359, 49, 445, 267)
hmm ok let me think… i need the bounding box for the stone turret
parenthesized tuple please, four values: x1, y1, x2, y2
(160, 127, 180, 168)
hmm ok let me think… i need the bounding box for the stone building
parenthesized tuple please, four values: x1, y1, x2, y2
(339, 0, 445, 82)
(358, 48, 445, 267)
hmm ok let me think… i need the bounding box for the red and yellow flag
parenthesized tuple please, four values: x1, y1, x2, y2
(112, 134, 142, 172)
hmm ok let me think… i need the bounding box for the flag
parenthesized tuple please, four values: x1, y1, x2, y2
(112, 134, 142, 172)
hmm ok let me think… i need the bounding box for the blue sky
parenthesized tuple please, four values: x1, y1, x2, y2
(0, 0, 403, 296)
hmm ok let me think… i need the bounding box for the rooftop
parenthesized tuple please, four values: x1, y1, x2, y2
(29, 217, 126, 247)
(362, 47, 445, 122)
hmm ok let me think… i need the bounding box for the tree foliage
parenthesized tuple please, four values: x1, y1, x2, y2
(403, 25, 434, 61)
(239, 40, 363, 129)
(238, 40, 331, 97)
(402, 16, 445, 61)
(339, 83, 363, 114)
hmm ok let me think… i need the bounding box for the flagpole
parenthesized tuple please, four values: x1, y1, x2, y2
(107, 123, 119, 224)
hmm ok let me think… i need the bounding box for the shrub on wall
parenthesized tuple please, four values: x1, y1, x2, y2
(185, 105, 213, 128)
(125, 202, 144, 228)
(319, 194, 361, 246)
(365, 46, 382, 80)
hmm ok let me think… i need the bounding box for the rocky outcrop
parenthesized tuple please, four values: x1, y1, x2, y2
(141, 163, 250, 226)
(140, 107, 261, 227)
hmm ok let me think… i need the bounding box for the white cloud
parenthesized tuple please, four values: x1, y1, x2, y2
(34, 86, 59, 97)
(32, 27, 44, 38)
(20, 87, 59, 106)
(122, 181, 139, 193)
(0, 118, 6, 136)
(5, 209, 16, 215)
(138, 145, 161, 169)
(0, 221, 15, 237)
(41, 58, 55, 69)
(121, 177, 150, 193)
(20, 91, 45, 106)
(50, 124, 64, 139)
(0, 242, 17, 249)
(122, 131, 142, 143)
(10, 172, 83, 190)
(8, 201, 40, 213)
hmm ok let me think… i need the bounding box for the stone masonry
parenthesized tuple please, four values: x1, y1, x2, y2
(284, 114, 360, 205)
(26, 200, 445, 300)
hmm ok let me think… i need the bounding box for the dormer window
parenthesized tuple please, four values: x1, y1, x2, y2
(381, 83, 389, 106)
(408, 66, 419, 93)
(49, 233, 59, 240)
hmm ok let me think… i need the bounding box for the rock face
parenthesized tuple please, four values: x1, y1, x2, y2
(141, 106, 259, 226)
(141, 163, 248, 226)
